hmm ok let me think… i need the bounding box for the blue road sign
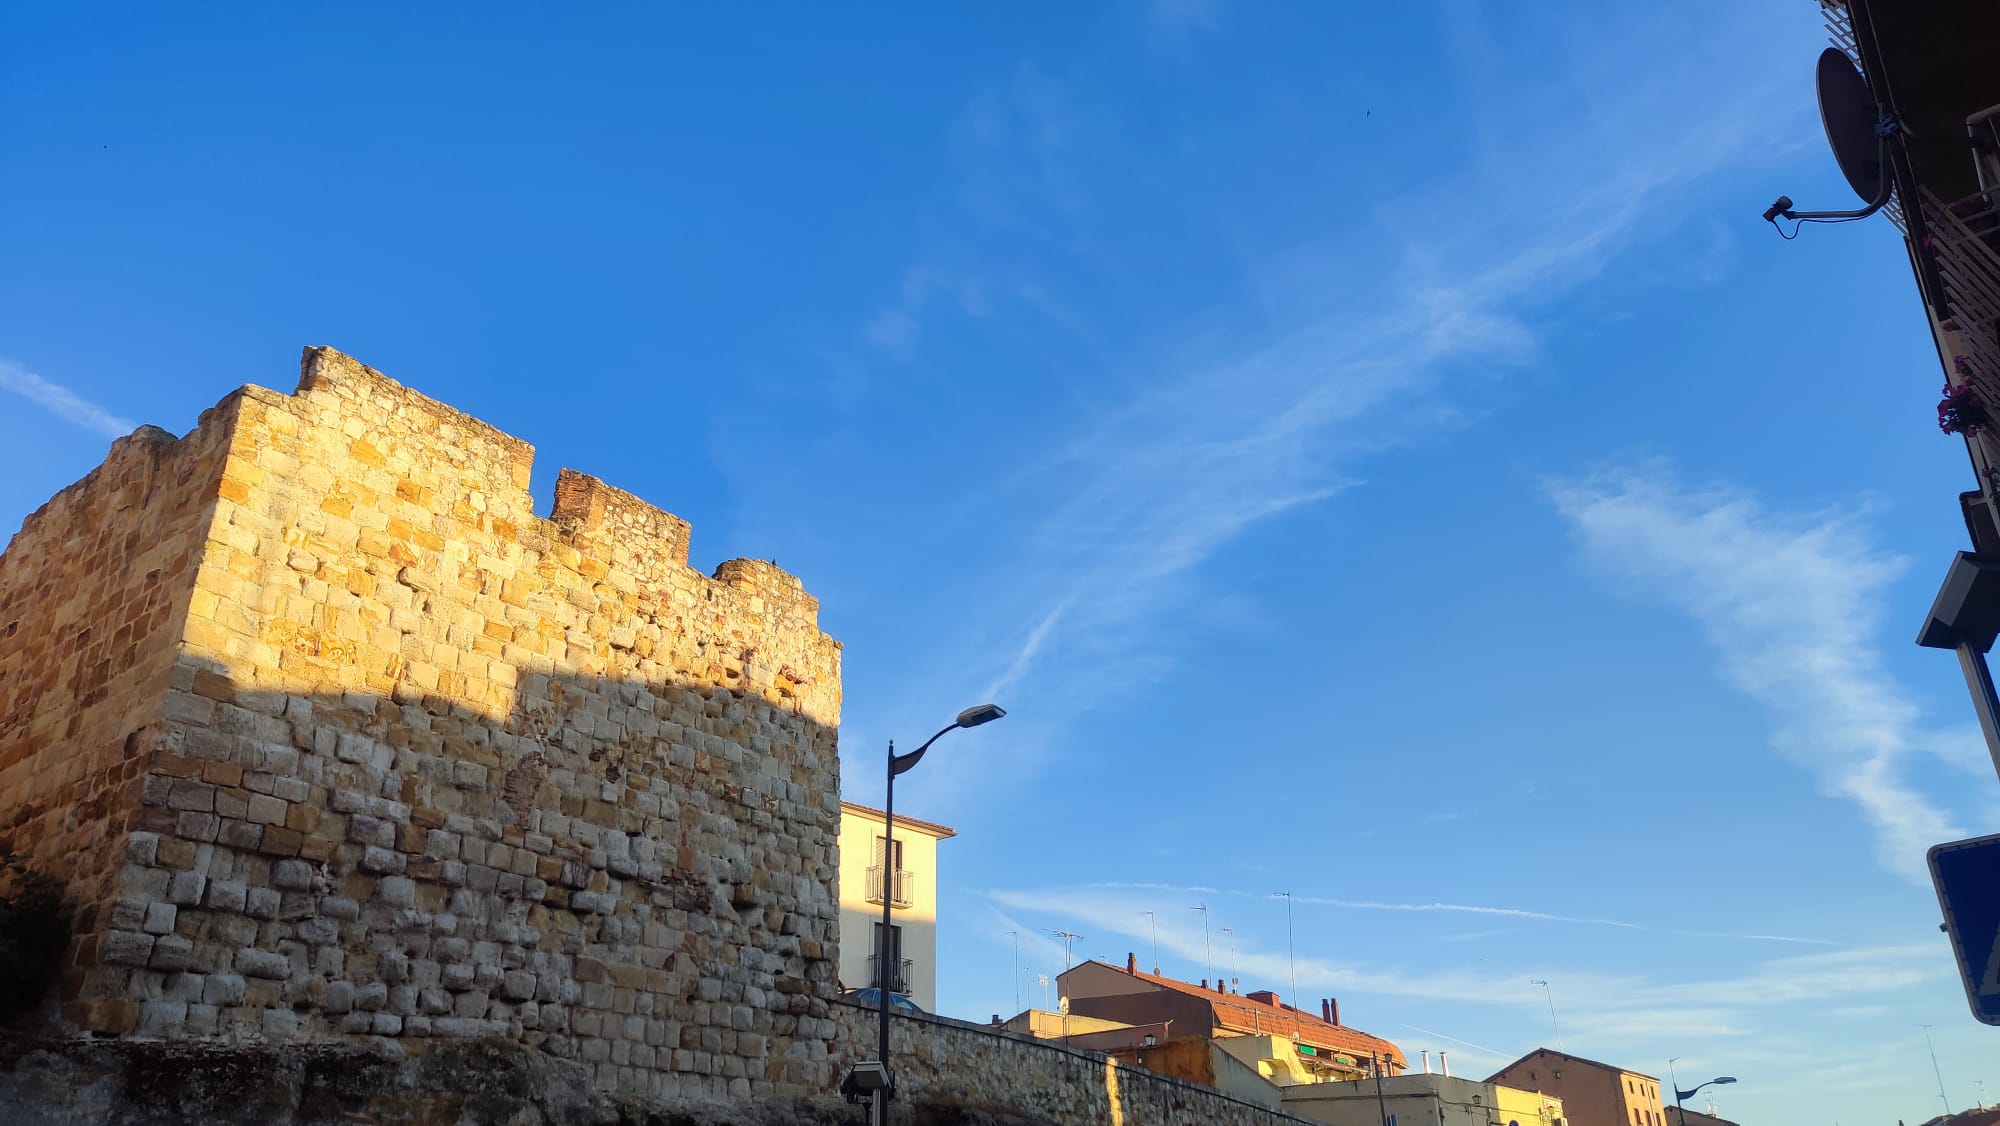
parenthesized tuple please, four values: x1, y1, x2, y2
(1929, 832, 2000, 1026)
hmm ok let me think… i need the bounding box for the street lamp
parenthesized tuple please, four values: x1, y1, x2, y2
(1674, 1075, 1736, 1126)
(847, 703, 1005, 1126)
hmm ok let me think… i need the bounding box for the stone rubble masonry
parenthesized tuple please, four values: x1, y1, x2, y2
(829, 1001, 1313, 1126)
(0, 347, 845, 1105)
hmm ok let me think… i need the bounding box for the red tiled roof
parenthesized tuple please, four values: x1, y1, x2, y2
(840, 801, 957, 840)
(1071, 960, 1405, 1067)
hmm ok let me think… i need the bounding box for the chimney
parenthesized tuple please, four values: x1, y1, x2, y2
(1329, 998, 1339, 1026)
(1201, 979, 1208, 990)
(1320, 1000, 1330, 1022)
(1421, 1050, 1431, 1073)
(1246, 989, 1283, 1007)
(1127, 952, 1137, 975)
(1440, 1051, 1449, 1077)
(1216, 980, 1226, 994)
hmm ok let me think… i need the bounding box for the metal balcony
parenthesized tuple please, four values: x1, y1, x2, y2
(865, 866, 913, 908)
(1920, 183, 2000, 535)
(868, 954, 913, 994)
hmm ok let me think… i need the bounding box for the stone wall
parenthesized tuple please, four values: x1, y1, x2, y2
(1, 345, 1318, 1125)
(830, 1000, 1312, 1126)
(0, 348, 845, 1105)
(0, 409, 240, 975)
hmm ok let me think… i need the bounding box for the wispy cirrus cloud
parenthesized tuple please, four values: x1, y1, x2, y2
(0, 360, 136, 438)
(984, 880, 1945, 1051)
(1549, 465, 1967, 884)
(997, 880, 1830, 947)
(918, 7, 1803, 733)
(826, 3, 1809, 815)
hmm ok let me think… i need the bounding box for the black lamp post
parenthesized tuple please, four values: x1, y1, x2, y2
(1674, 1075, 1736, 1126)
(849, 703, 1005, 1126)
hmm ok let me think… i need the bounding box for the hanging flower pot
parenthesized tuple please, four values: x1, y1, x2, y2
(1940, 381, 1990, 435)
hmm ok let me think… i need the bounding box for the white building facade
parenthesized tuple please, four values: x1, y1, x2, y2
(835, 800, 954, 1012)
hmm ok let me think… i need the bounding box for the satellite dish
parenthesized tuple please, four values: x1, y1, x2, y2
(1816, 47, 1882, 204)
(1761, 48, 1894, 232)
(1058, 996, 1070, 1015)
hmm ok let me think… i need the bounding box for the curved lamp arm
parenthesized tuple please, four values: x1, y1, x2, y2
(891, 704, 1006, 777)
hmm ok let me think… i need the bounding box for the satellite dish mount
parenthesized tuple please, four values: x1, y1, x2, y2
(1764, 47, 1896, 235)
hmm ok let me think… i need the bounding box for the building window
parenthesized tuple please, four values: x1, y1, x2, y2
(876, 835, 903, 871)
(867, 836, 912, 908)
(1631, 1110, 1639, 1125)
(870, 922, 909, 993)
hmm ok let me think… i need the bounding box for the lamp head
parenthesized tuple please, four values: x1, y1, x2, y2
(1714, 1077, 1737, 1085)
(956, 704, 1006, 728)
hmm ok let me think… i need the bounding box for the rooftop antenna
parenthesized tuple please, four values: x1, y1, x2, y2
(1006, 930, 1020, 1014)
(1920, 1024, 1951, 1115)
(1530, 979, 1563, 1051)
(1048, 930, 1082, 972)
(1222, 926, 1239, 988)
(1763, 47, 1896, 237)
(1189, 903, 1212, 982)
(1274, 891, 1301, 1040)
(1141, 910, 1159, 974)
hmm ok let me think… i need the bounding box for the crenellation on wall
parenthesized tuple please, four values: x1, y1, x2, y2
(549, 470, 694, 575)
(0, 345, 1332, 1123)
(1, 347, 846, 1104)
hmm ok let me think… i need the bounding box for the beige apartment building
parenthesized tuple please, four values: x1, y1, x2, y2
(835, 801, 954, 1012)
(1283, 1072, 1565, 1126)
(1489, 1049, 1666, 1126)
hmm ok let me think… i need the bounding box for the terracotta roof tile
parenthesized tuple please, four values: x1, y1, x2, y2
(840, 801, 957, 840)
(1074, 960, 1405, 1067)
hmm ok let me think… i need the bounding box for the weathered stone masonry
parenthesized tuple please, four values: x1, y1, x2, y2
(0, 347, 845, 1103)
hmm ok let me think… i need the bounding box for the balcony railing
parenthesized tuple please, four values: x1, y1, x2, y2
(1921, 184, 2000, 536)
(868, 955, 913, 994)
(865, 865, 914, 908)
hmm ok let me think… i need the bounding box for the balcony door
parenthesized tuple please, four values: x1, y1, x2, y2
(869, 835, 911, 907)
(871, 921, 906, 992)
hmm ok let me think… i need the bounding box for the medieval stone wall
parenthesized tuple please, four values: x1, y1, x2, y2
(0, 345, 1315, 1125)
(1, 348, 844, 1105)
(0, 404, 243, 971)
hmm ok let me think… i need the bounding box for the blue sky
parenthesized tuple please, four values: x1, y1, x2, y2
(4, 2, 1996, 1121)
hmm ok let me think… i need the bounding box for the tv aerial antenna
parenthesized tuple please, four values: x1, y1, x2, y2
(1763, 47, 1897, 238)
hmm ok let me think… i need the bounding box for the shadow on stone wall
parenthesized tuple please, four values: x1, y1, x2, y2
(0, 1034, 868, 1126)
(58, 656, 845, 1108)
(25, 659, 1313, 1126)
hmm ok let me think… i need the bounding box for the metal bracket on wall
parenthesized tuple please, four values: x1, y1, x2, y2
(1917, 551, 2000, 783)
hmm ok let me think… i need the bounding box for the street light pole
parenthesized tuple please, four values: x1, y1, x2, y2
(1674, 1075, 1737, 1126)
(851, 704, 1005, 1126)
(1371, 1051, 1391, 1126)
